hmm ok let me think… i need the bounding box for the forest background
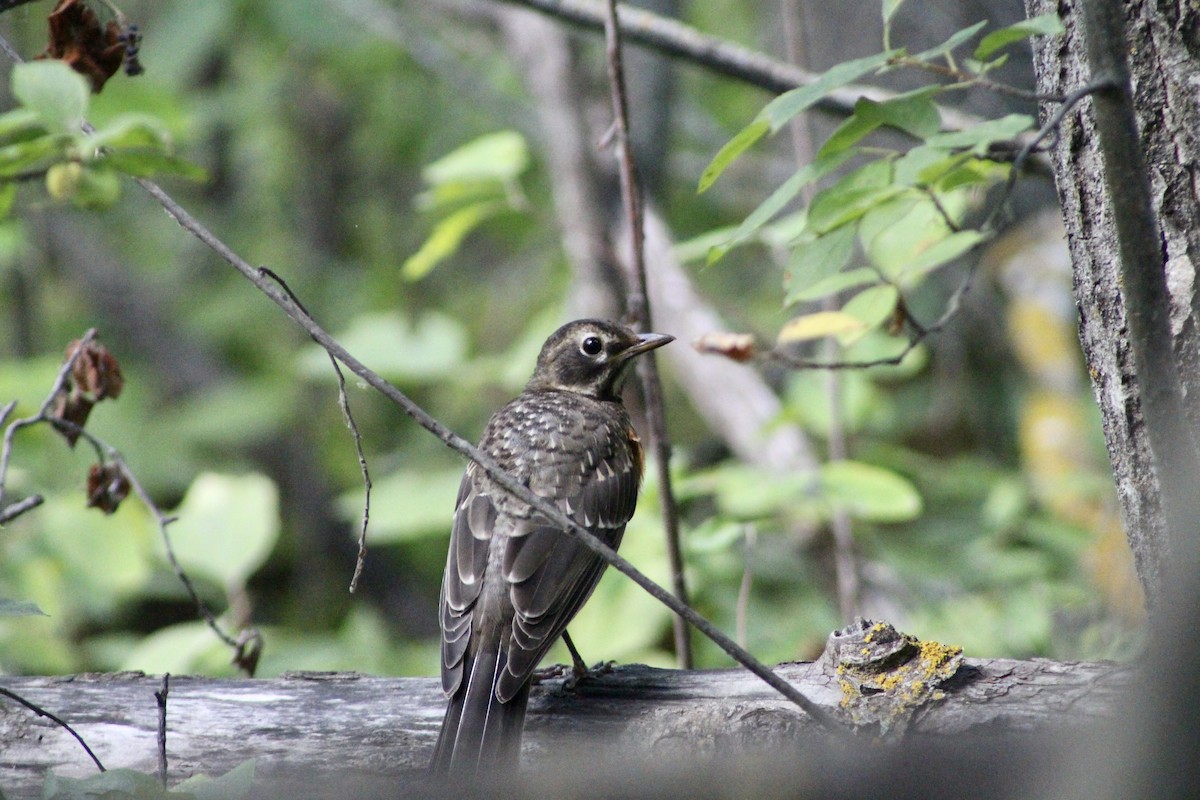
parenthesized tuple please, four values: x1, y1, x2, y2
(0, 0, 1142, 683)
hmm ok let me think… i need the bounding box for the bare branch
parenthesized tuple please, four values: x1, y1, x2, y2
(0, 686, 106, 773)
(602, 0, 692, 669)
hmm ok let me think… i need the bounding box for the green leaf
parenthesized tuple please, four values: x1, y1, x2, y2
(700, 49, 898, 192)
(786, 266, 879, 305)
(87, 114, 172, 150)
(167, 472, 280, 587)
(839, 283, 899, 344)
(894, 145, 969, 186)
(860, 196, 962, 274)
(882, 0, 906, 27)
(974, 13, 1064, 61)
(402, 200, 504, 280)
(344, 468, 463, 543)
(925, 113, 1033, 152)
(0, 183, 16, 219)
(911, 20, 989, 62)
(819, 460, 923, 522)
(120, 620, 231, 674)
(893, 229, 987, 283)
(761, 50, 900, 133)
(807, 159, 905, 233)
(298, 310, 468, 384)
(0, 598, 46, 617)
(423, 130, 528, 186)
(0, 107, 43, 144)
(783, 222, 857, 299)
(101, 151, 208, 181)
(818, 87, 942, 158)
(42, 768, 172, 800)
(11, 61, 89, 136)
(698, 119, 769, 193)
(0, 136, 66, 178)
(176, 760, 256, 800)
(707, 149, 853, 264)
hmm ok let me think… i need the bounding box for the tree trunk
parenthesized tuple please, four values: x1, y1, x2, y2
(1025, 0, 1200, 610)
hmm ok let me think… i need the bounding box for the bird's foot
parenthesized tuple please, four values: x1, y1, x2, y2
(562, 659, 616, 692)
(531, 663, 571, 685)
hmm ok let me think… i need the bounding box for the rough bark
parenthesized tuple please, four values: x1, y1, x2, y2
(0, 657, 1129, 799)
(1025, 0, 1200, 609)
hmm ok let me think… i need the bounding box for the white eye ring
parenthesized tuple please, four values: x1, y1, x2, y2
(580, 336, 603, 356)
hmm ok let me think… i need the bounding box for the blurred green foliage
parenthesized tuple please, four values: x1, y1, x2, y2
(0, 0, 1140, 689)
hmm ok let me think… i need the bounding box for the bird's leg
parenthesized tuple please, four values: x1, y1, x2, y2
(562, 630, 589, 679)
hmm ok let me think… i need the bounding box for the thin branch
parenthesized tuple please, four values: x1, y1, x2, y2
(491, 0, 992, 135)
(118, 164, 838, 727)
(0, 686, 106, 773)
(0, 26, 833, 727)
(154, 674, 169, 788)
(736, 524, 756, 649)
(890, 56, 1061, 102)
(982, 78, 1116, 234)
(258, 268, 373, 595)
(602, 0, 692, 670)
(0, 327, 256, 670)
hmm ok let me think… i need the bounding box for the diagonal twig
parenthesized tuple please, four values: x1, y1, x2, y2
(0, 28, 832, 727)
(601, 0, 692, 669)
(127, 168, 836, 727)
(0, 686, 106, 773)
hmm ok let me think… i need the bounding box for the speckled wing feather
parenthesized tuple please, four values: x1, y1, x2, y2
(438, 391, 642, 701)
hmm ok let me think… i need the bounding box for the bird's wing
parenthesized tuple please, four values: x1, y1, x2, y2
(496, 418, 642, 701)
(439, 462, 495, 695)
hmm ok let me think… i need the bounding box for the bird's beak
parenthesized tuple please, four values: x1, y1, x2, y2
(619, 332, 674, 360)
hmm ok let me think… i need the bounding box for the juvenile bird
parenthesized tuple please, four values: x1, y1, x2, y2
(431, 318, 673, 776)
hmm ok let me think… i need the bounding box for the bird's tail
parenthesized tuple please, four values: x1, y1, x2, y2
(430, 647, 531, 777)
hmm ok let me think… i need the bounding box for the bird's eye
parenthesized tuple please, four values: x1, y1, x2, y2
(580, 336, 603, 356)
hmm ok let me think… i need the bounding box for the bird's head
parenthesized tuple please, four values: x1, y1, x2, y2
(526, 319, 673, 400)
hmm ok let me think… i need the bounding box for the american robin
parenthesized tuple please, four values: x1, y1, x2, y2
(430, 318, 673, 776)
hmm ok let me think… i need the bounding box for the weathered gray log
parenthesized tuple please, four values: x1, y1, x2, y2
(0, 655, 1130, 799)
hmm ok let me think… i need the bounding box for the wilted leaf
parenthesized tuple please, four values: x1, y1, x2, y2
(42, 0, 128, 93)
(85, 462, 130, 514)
(692, 331, 758, 363)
